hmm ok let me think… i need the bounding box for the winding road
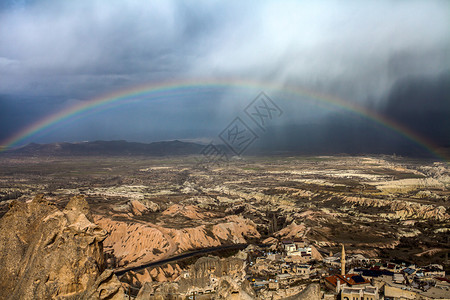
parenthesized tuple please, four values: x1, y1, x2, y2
(114, 243, 250, 276)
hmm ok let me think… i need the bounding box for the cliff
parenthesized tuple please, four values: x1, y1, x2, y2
(0, 195, 124, 300)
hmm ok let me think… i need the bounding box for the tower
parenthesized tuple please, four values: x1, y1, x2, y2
(341, 244, 346, 276)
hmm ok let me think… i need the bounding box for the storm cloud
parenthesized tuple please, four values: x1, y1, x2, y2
(0, 0, 449, 156)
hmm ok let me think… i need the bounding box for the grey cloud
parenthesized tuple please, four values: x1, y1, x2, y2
(190, 1, 450, 101)
(0, 0, 449, 153)
(1, 0, 449, 99)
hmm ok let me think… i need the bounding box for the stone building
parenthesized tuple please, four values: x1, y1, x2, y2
(341, 286, 379, 300)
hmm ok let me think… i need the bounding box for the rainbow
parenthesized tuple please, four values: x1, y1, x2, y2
(0, 78, 447, 161)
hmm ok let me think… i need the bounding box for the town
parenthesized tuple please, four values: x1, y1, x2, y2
(131, 238, 449, 299)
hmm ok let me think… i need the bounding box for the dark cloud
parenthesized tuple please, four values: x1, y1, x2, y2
(0, 0, 449, 156)
(251, 71, 450, 157)
(383, 71, 450, 148)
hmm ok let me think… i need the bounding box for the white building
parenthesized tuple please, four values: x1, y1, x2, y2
(282, 241, 312, 256)
(341, 286, 379, 300)
(283, 242, 296, 253)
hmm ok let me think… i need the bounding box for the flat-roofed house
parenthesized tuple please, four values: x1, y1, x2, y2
(341, 286, 379, 300)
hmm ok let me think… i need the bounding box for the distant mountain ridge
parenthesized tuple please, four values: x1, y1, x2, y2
(3, 139, 449, 159)
(2, 140, 206, 156)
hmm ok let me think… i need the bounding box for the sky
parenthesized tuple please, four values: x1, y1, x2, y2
(0, 0, 449, 156)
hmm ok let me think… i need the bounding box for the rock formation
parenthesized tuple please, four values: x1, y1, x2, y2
(274, 221, 307, 239)
(0, 194, 124, 300)
(121, 264, 183, 287)
(343, 196, 448, 220)
(283, 283, 321, 300)
(136, 255, 253, 299)
(95, 214, 260, 268)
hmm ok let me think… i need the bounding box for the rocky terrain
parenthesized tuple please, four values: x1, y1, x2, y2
(0, 194, 124, 300)
(95, 213, 260, 268)
(0, 154, 448, 298)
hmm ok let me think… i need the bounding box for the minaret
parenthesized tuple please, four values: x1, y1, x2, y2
(341, 244, 346, 276)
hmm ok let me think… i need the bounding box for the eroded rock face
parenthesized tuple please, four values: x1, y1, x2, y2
(274, 221, 307, 239)
(214, 276, 255, 300)
(136, 256, 253, 299)
(343, 196, 449, 220)
(95, 214, 260, 268)
(0, 195, 125, 300)
(180, 256, 246, 291)
(284, 283, 321, 300)
(121, 264, 183, 288)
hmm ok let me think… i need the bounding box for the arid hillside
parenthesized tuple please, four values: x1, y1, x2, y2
(0, 155, 448, 270)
